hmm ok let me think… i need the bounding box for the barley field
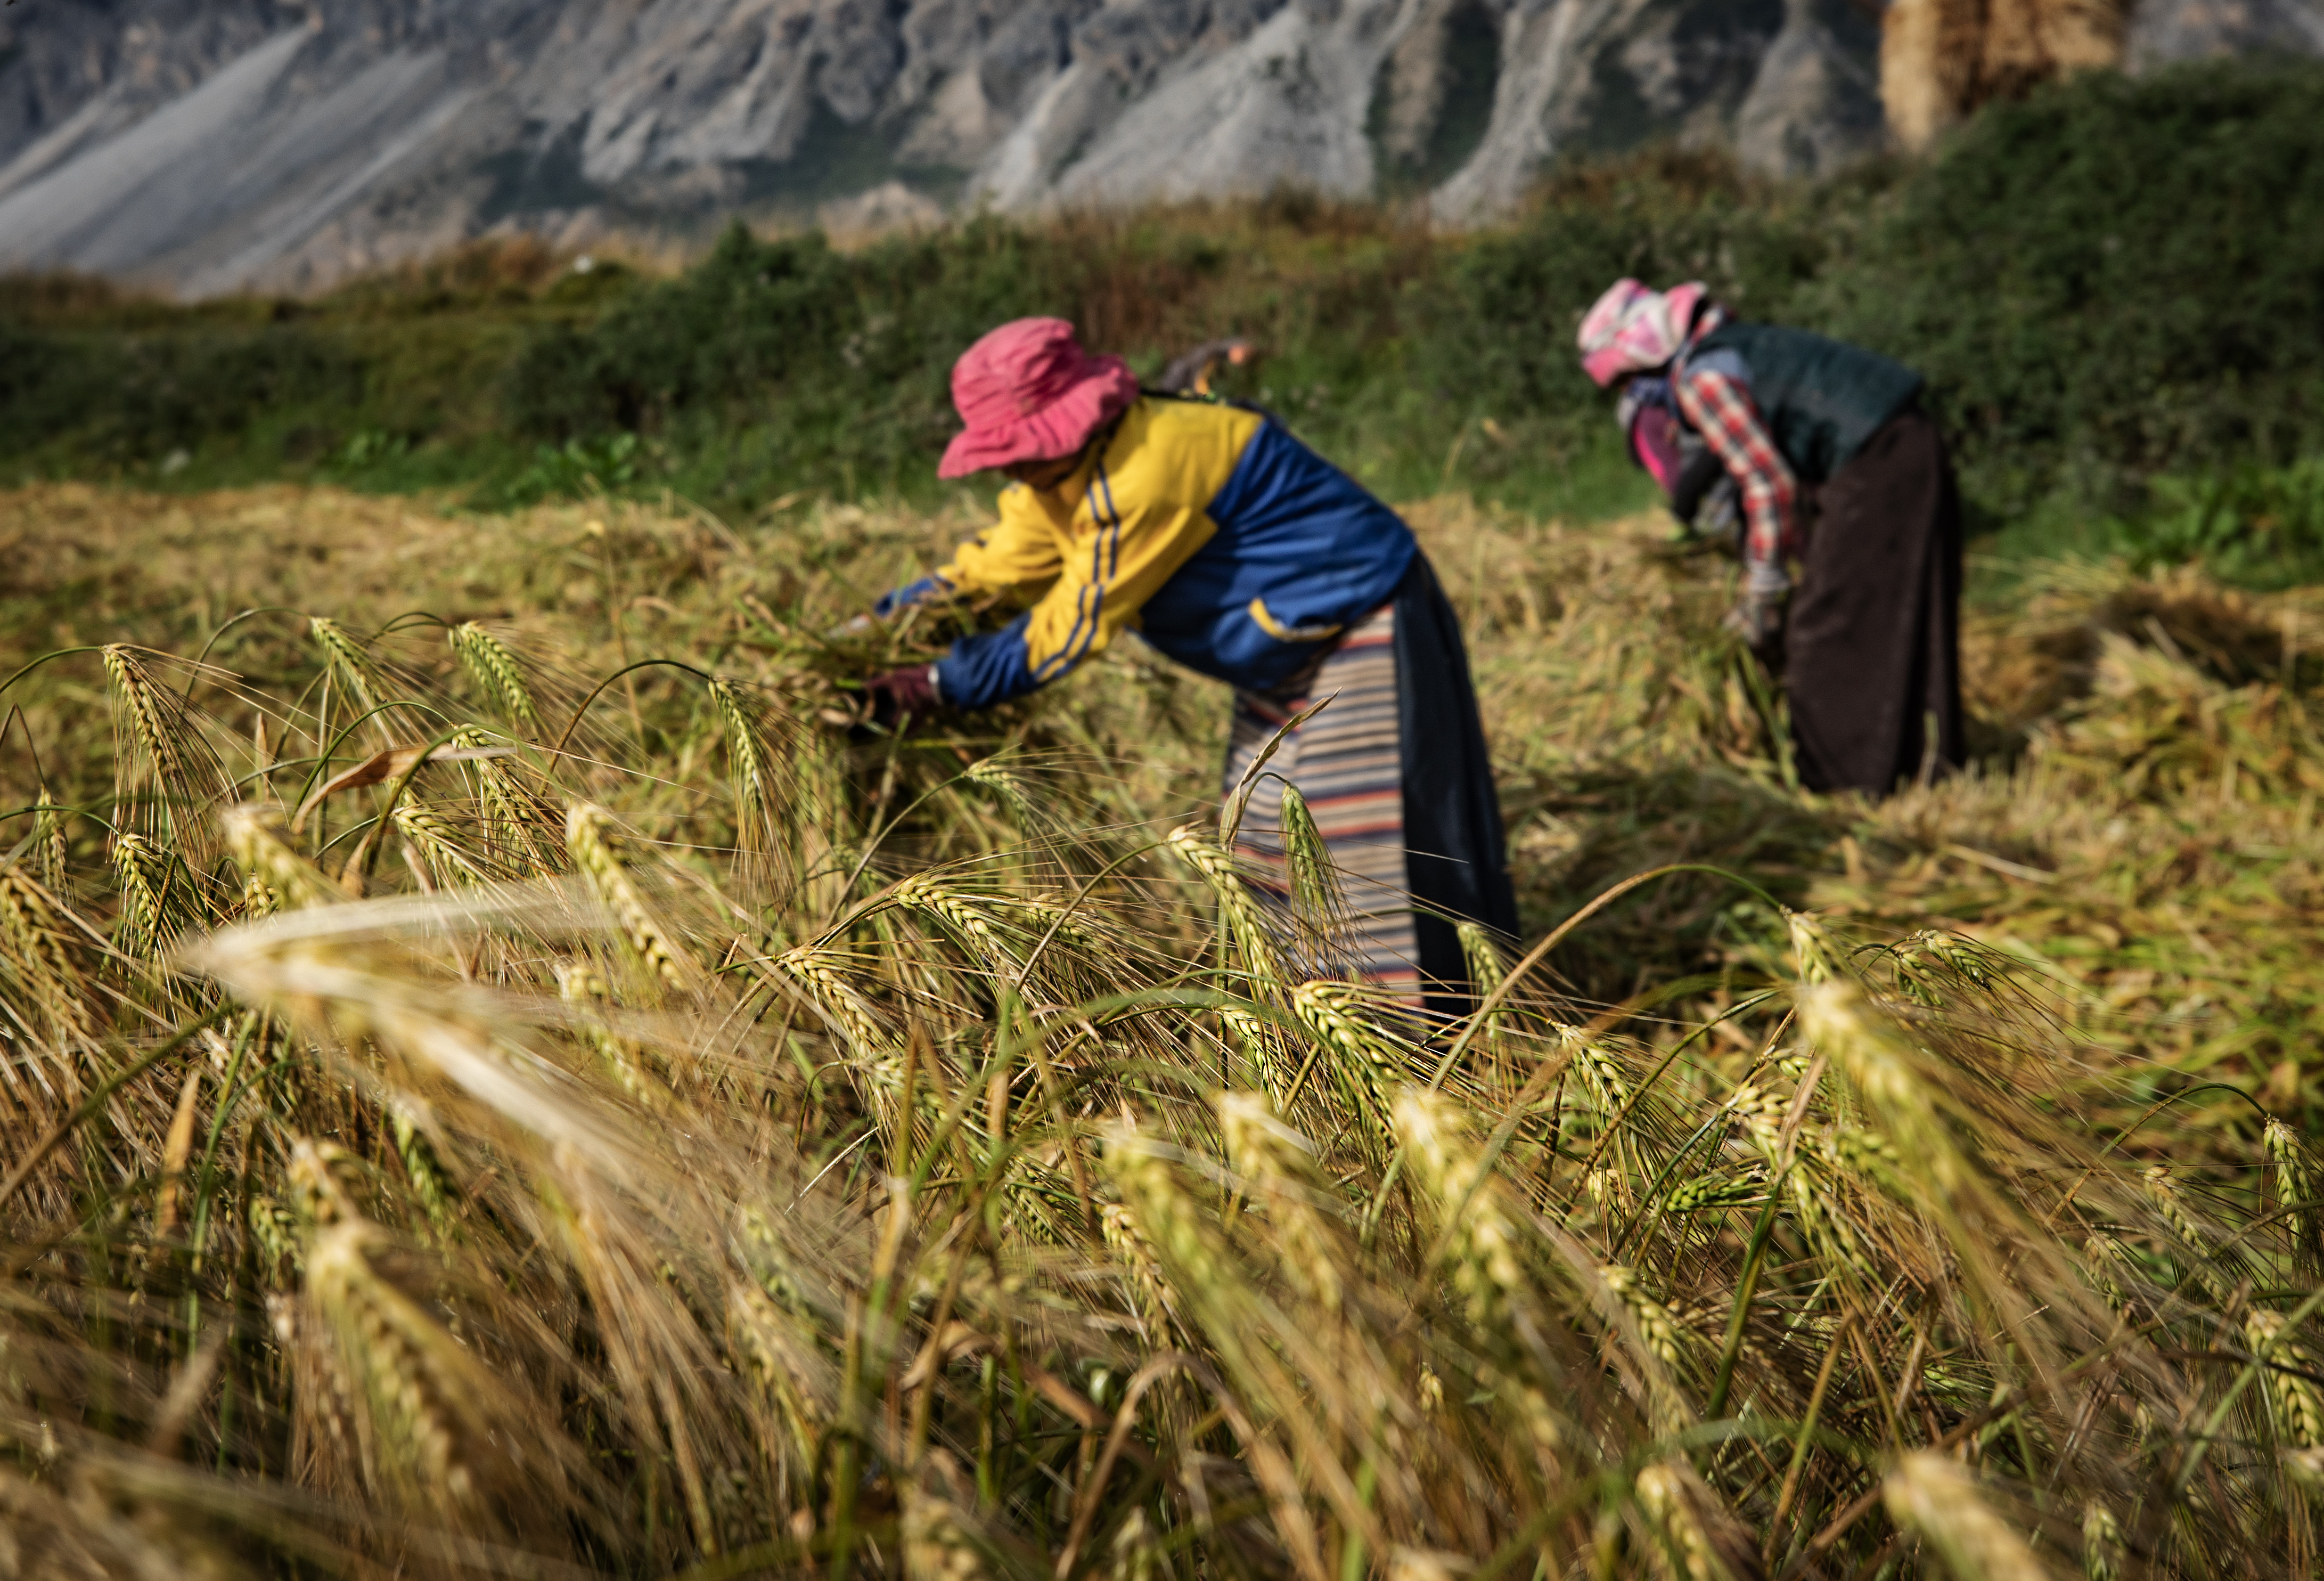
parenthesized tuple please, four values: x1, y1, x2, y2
(3, 480, 2322, 1579)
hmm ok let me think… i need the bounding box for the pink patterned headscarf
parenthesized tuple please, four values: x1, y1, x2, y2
(938, 318, 1143, 479)
(1576, 279, 1709, 388)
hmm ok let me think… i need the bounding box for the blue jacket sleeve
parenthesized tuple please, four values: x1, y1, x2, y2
(932, 616, 1040, 712)
(875, 575, 953, 618)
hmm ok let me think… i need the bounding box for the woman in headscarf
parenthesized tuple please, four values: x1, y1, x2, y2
(1577, 279, 1966, 797)
(864, 317, 1518, 1010)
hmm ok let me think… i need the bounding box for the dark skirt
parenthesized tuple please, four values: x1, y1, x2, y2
(1224, 554, 1518, 1014)
(1786, 406, 1966, 796)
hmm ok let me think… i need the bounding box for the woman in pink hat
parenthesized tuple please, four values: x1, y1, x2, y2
(1577, 279, 1964, 798)
(866, 316, 1516, 1011)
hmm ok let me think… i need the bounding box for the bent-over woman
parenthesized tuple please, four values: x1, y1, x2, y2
(866, 317, 1518, 1008)
(1578, 279, 1965, 797)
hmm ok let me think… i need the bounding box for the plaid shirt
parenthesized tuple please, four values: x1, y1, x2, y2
(1672, 306, 1796, 595)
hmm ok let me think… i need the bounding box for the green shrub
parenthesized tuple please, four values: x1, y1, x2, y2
(3, 58, 2320, 529)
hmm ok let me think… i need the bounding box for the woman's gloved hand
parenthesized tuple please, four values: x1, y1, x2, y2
(863, 664, 942, 730)
(1721, 589, 1788, 668)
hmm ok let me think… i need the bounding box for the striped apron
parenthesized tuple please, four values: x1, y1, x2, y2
(1221, 601, 1422, 1002)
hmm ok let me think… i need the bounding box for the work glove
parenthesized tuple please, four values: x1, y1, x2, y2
(863, 664, 942, 731)
(1721, 589, 1788, 669)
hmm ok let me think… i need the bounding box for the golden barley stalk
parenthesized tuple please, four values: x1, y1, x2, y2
(449, 622, 543, 735)
(555, 959, 672, 1107)
(566, 801, 698, 992)
(102, 643, 204, 847)
(1217, 1092, 1343, 1313)
(305, 1217, 490, 1522)
(1392, 1086, 1526, 1326)
(447, 724, 556, 870)
(1883, 1451, 2045, 1581)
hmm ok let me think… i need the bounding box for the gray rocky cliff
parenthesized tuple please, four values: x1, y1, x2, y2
(0, 0, 2314, 294)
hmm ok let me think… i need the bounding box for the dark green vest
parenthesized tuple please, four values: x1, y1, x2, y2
(1684, 321, 1923, 483)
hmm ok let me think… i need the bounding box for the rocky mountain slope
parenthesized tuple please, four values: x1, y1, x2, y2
(0, 0, 2317, 295)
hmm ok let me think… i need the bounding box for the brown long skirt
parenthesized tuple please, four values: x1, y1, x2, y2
(1785, 406, 1965, 796)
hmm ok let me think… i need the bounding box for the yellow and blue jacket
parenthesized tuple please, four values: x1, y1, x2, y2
(880, 396, 1416, 711)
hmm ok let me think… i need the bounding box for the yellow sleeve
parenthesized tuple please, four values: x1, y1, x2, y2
(1016, 401, 1259, 683)
(933, 485, 1065, 605)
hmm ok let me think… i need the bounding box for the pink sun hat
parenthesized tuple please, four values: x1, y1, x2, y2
(1576, 278, 1708, 388)
(937, 318, 1143, 479)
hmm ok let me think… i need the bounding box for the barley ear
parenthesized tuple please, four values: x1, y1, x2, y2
(565, 801, 700, 994)
(708, 675, 770, 860)
(1882, 1452, 2045, 1581)
(34, 786, 67, 894)
(449, 622, 543, 736)
(308, 616, 387, 722)
(1275, 783, 1345, 930)
(1168, 825, 1284, 989)
(221, 803, 345, 910)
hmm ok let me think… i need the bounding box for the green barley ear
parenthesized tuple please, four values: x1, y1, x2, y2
(1599, 1264, 1687, 1370)
(33, 786, 67, 895)
(1290, 978, 1405, 1119)
(1883, 1452, 2045, 1581)
(556, 958, 672, 1107)
(2247, 1308, 2324, 1449)
(708, 675, 770, 861)
(388, 1103, 461, 1250)
(963, 755, 1037, 826)
(1217, 1092, 1343, 1314)
(1458, 918, 1511, 1051)
(110, 832, 173, 957)
(1275, 783, 1345, 930)
(903, 1489, 988, 1581)
(305, 1216, 575, 1539)
(1390, 1086, 1567, 1446)
(1634, 1461, 1754, 1581)
(393, 798, 487, 886)
(1099, 1200, 1188, 1347)
(249, 1194, 302, 1278)
(448, 622, 543, 736)
(1392, 1086, 1524, 1326)
(564, 801, 699, 995)
(1169, 825, 1285, 989)
(222, 803, 345, 910)
(308, 616, 386, 721)
(1786, 909, 1838, 985)
(2142, 1163, 2230, 1297)
(103, 642, 224, 861)
(0, 864, 90, 1046)
(2268, 1117, 2320, 1274)
(2080, 1501, 2124, 1581)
